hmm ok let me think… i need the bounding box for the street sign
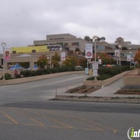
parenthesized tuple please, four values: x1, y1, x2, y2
(93, 69, 98, 76)
(87, 58, 91, 63)
(127, 55, 131, 62)
(85, 44, 93, 58)
(98, 59, 102, 64)
(61, 52, 66, 61)
(92, 62, 98, 70)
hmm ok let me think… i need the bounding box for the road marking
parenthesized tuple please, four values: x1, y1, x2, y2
(10, 108, 45, 127)
(44, 110, 104, 131)
(0, 110, 18, 124)
(63, 114, 118, 133)
(25, 109, 73, 129)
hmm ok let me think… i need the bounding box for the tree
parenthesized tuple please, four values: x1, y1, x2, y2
(93, 53, 116, 64)
(52, 52, 60, 67)
(62, 56, 78, 67)
(37, 54, 48, 69)
(134, 51, 140, 73)
(79, 57, 87, 68)
(84, 36, 92, 42)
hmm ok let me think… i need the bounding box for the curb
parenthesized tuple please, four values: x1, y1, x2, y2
(54, 95, 140, 104)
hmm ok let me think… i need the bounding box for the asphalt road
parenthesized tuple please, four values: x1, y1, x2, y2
(0, 74, 140, 140)
(0, 73, 88, 104)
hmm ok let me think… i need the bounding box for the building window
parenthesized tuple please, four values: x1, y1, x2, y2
(12, 51, 16, 54)
(32, 50, 36, 53)
(97, 46, 105, 50)
(64, 43, 68, 46)
(54, 38, 64, 40)
(72, 42, 79, 46)
(57, 42, 63, 45)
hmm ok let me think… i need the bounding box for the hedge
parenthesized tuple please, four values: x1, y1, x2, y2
(87, 66, 133, 80)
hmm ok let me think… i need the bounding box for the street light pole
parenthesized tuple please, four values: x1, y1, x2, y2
(1, 42, 6, 84)
(92, 36, 98, 81)
(118, 45, 122, 66)
(129, 52, 132, 68)
(92, 36, 105, 81)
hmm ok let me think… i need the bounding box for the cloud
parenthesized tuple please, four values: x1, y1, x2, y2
(0, 0, 140, 52)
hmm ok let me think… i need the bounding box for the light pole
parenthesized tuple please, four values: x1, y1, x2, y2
(129, 52, 132, 68)
(118, 45, 122, 66)
(92, 36, 105, 81)
(47, 56, 52, 68)
(1, 42, 6, 83)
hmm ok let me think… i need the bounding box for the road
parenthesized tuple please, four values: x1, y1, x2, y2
(0, 73, 140, 140)
(0, 73, 88, 104)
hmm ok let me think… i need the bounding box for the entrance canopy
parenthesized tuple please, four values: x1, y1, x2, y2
(10, 63, 23, 70)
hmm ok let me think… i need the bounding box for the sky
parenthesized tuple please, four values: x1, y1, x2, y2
(0, 0, 140, 52)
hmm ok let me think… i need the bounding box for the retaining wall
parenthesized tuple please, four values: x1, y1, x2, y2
(0, 71, 84, 85)
(123, 69, 140, 85)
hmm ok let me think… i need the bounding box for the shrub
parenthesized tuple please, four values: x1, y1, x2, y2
(0, 73, 12, 80)
(87, 66, 131, 80)
(15, 74, 21, 78)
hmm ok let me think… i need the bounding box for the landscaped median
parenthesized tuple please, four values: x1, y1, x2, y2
(54, 69, 138, 104)
(83, 70, 130, 87)
(84, 66, 133, 87)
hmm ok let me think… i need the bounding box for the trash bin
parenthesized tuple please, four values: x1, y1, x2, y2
(89, 69, 93, 75)
(85, 68, 89, 75)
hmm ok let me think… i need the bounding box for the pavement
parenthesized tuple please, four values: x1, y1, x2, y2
(54, 69, 140, 103)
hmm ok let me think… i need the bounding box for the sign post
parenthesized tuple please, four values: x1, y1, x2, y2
(85, 44, 92, 75)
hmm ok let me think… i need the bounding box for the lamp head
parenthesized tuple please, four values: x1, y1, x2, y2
(92, 35, 99, 40)
(118, 45, 122, 49)
(1, 42, 6, 48)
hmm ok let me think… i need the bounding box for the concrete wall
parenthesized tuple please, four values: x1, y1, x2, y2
(123, 69, 140, 85)
(123, 76, 140, 85)
(0, 71, 84, 85)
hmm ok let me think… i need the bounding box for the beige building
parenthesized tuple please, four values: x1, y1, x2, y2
(0, 51, 67, 70)
(34, 33, 88, 53)
(94, 37, 140, 65)
(0, 33, 140, 70)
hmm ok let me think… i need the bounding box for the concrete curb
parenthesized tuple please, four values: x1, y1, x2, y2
(54, 95, 140, 104)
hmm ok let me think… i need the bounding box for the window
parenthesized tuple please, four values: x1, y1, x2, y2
(97, 46, 105, 50)
(64, 43, 68, 46)
(12, 51, 16, 54)
(32, 50, 36, 53)
(72, 42, 79, 46)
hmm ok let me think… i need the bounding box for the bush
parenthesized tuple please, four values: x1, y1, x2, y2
(15, 74, 21, 78)
(87, 66, 131, 80)
(87, 75, 112, 80)
(19, 66, 78, 78)
(97, 74, 112, 80)
(0, 73, 12, 80)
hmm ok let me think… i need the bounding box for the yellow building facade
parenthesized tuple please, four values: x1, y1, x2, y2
(11, 46, 49, 54)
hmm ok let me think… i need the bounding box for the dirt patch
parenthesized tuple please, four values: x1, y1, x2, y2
(115, 91, 140, 95)
(65, 85, 101, 94)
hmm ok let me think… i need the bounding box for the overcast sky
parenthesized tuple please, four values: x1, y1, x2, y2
(0, 0, 140, 52)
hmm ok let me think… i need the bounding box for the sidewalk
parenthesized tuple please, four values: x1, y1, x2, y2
(54, 69, 140, 103)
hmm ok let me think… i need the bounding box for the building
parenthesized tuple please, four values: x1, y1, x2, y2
(95, 37, 140, 65)
(0, 45, 67, 70)
(0, 33, 140, 70)
(34, 33, 88, 53)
